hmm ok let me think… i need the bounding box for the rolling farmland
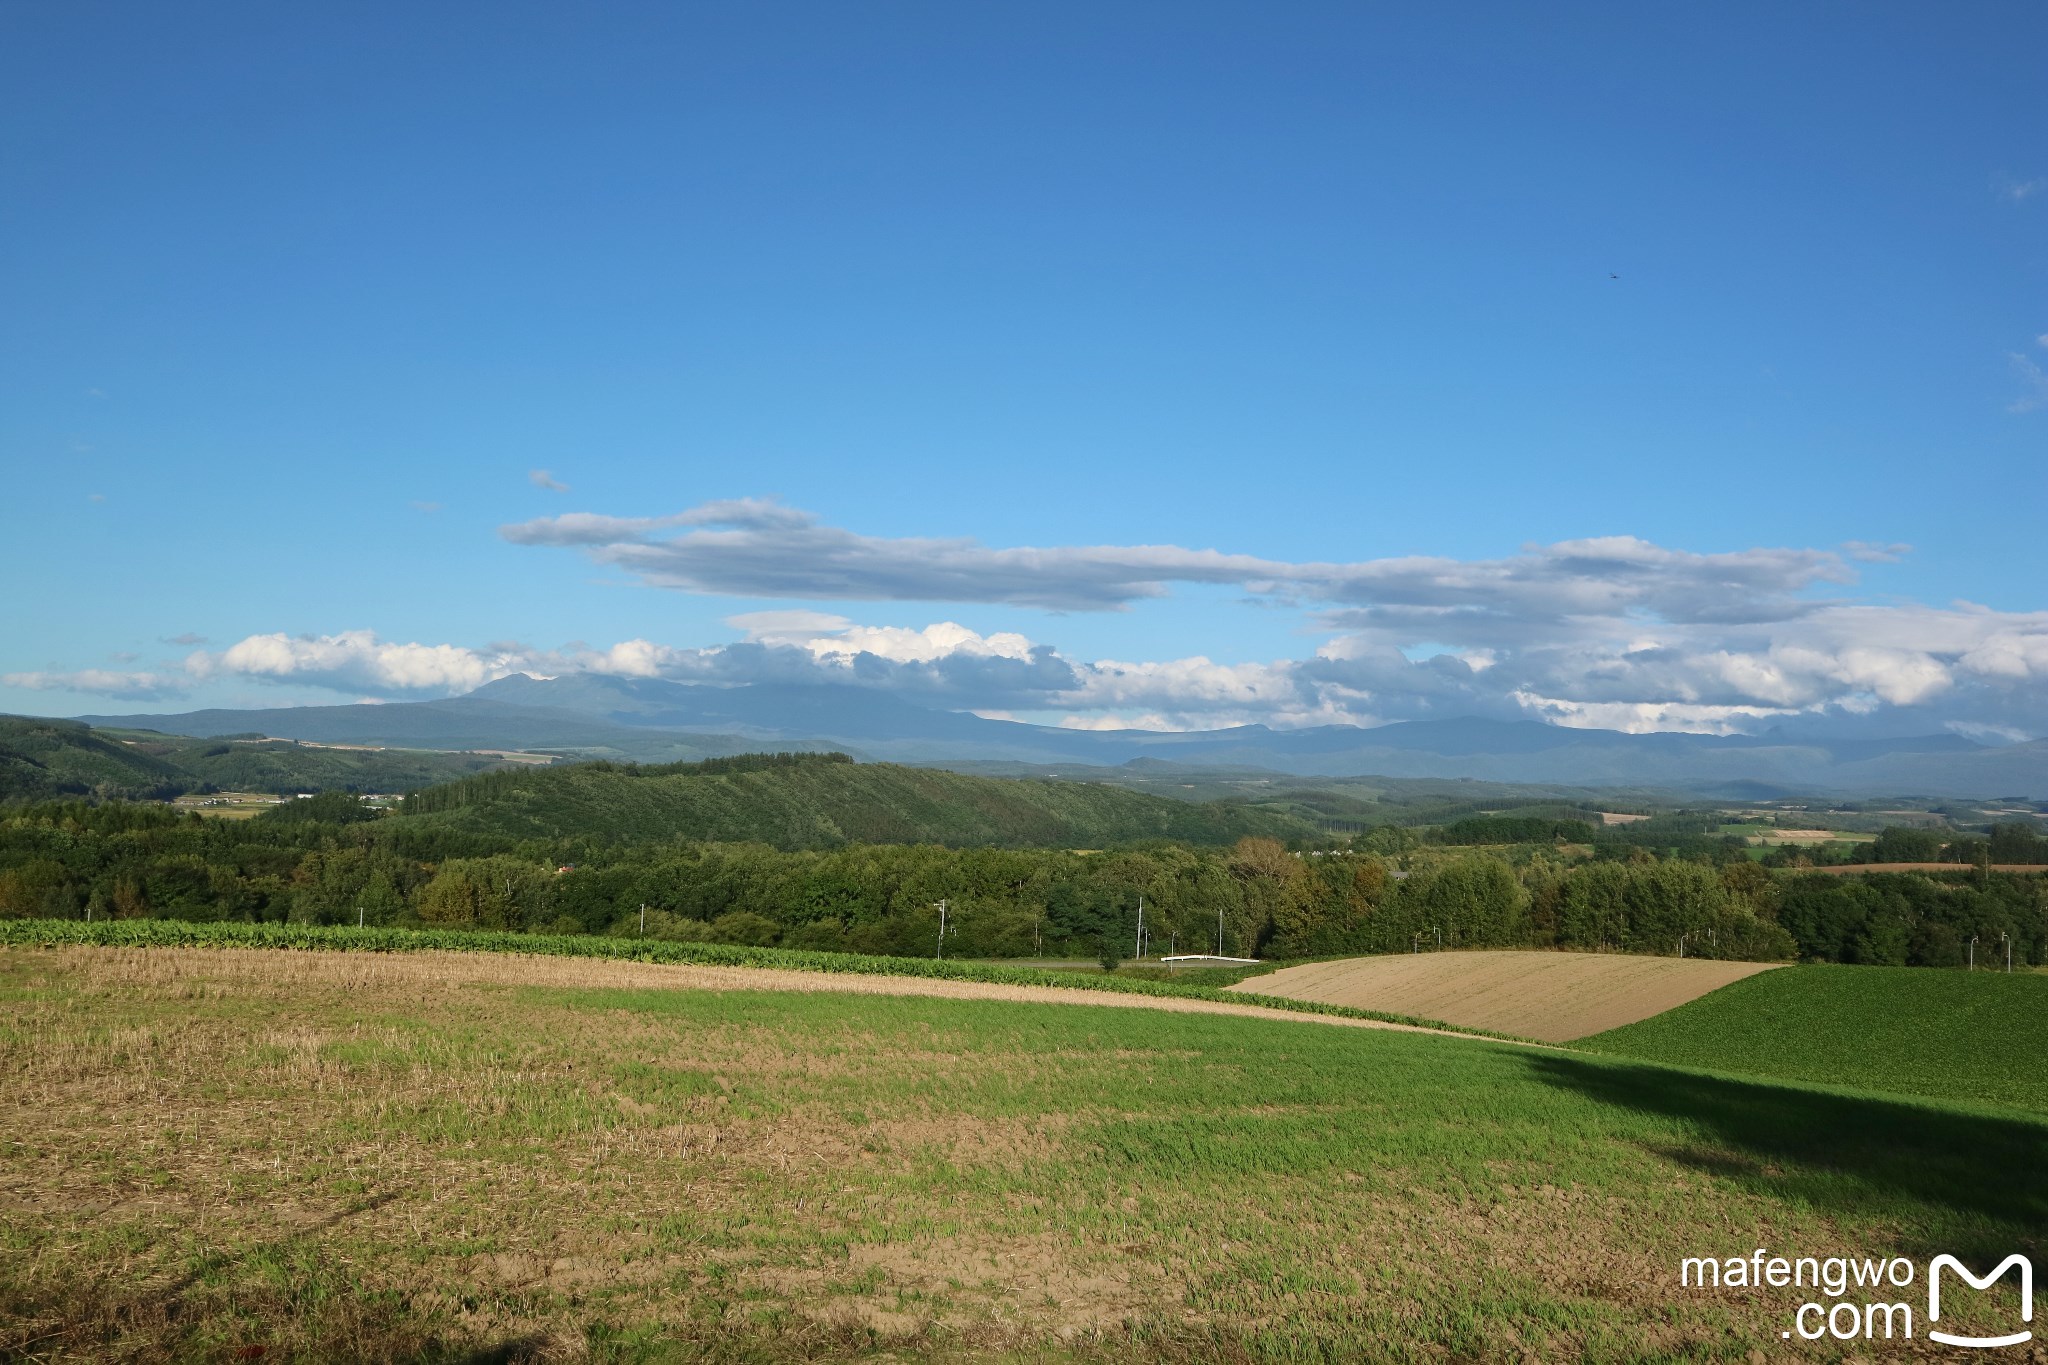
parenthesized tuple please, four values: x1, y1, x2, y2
(1235, 950, 1780, 1042)
(3, 942, 2041, 1361)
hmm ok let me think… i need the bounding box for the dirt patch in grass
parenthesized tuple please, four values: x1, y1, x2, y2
(752, 1229, 1163, 1338)
(1237, 949, 1779, 1041)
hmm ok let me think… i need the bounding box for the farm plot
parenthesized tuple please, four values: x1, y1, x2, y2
(1236, 950, 1778, 1042)
(1580, 963, 2048, 1113)
(2, 944, 2040, 1362)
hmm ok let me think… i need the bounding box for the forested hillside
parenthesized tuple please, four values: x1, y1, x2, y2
(398, 751, 1313, 849)
(0, 717, 184, 801)
(0, 716, 520, 803)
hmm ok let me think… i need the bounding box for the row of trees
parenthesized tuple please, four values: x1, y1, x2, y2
(0, 800, 2041, 967)
(1858, 823, 2048, 866)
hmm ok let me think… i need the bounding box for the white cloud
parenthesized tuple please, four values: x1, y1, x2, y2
(2010, 353, 2048, 413)
(201, 631, 537, 695)
(1058, 712, 1178, 732)
(503, 497, 1299, 610)
(1511, 695, 1799, 736)
(2002, 177, 2046, 202)
(528, 469, 570, 493)
(1, 669, 188, 701)
(14, 519, 2048, 737)
(15, 601, 2048, 738)
(726, 610, 857, 643)
(808, 621, 1037, 666)
(1947, 720, 2031, 745)
(502, 498, 1857, 624)
(1841, 540, 1911, 563)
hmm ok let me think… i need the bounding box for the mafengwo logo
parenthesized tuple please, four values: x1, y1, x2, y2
(1929, 1255, 2034, 1349)
(1680, 1250, 2033, 1346)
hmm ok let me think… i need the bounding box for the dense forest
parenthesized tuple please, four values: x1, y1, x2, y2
(1, 789, 2040, 968)
(396, 751, 1313, 848)
(0, 715, 514, 801)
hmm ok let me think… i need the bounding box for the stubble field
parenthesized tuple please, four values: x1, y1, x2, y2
(1237, 951, 1780, 1042)
(1, 946, 2039, 1363)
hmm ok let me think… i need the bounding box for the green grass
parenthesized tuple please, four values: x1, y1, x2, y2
(1, 946, 2040, 1361)
(1578, 964, 2048, 1113)
(0, 918, 1506, 1040)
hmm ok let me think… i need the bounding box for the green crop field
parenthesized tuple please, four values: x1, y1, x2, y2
(2, 942, 2041, 1362)
(1579, 964, 2048, 1114)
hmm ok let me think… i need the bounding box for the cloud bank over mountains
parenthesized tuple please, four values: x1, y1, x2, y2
(12, 499, 2048, 739)
(498, 498, 1858, 622)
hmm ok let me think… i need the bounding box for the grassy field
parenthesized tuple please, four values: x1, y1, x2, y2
(0, 920, 1500, 1039)
(167, 791, 291, 820)
(3, 946, 2043, 1362)
(1579, 964, 2048, 1113)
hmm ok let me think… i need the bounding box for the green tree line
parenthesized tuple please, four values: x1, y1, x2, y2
(7, 797, 2042, 966)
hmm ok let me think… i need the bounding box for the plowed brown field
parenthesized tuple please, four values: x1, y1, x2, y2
(1233, 950, 1779, 1041)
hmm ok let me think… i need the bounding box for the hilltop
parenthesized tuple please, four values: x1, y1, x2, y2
(397, 750, 1313, 849)
(0, 715, 519, 802)
(0, 716, 185, 801)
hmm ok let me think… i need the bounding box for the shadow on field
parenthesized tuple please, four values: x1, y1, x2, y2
(440, 1336, 551, 1363)
(1522, 1053, 2048, 1260)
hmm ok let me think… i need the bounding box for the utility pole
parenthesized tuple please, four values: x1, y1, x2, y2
(2005, 930, 2012, 974)
(1970, 936, 1977, 970)
(639, 902, 646, 936)
(1434, 925, 1441, 950)
(934, 899, 949, 959)
(1217, 903, 1224, 957)
(1135, 896, 1145, 961)
(358, 904, 364, 929)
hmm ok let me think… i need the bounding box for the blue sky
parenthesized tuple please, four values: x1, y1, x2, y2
(3, 2, 2045, 735)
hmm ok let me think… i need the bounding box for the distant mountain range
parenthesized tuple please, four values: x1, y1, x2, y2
(72, 673, 2048, 798)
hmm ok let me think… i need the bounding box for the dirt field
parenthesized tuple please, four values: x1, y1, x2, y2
(1235, 950, 1779, 1041)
